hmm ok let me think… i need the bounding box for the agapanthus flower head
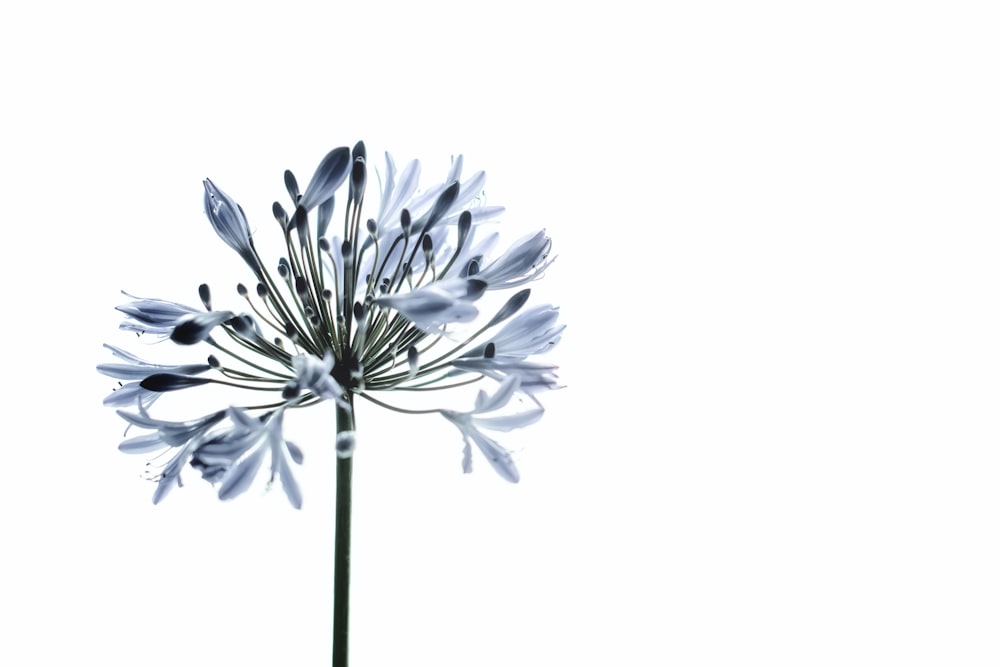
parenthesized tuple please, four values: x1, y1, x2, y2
(99, 142, 562, 507)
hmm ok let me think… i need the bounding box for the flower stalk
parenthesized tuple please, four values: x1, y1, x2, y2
(333, 399, 354, 667)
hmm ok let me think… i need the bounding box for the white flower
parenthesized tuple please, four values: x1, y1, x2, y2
(100, 143, 562, 506)
(471, 230, 553, 289)
(116, 293, 201, 335)
(440, 377, 544, 483)
(374, 278, 486, 333)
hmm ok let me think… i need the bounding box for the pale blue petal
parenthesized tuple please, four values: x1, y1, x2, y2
(276, 453, 302, 509)
(473, 408, 544, 432)
(218, 446, 267, 501)
(300, 147, 351, 211)
(118, 433, 166, 454)
(465, 428, 519, 483)
(474, 376, 521, 414)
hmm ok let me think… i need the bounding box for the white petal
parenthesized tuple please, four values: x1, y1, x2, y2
(472, 408, 544, 432)
(474, 376, 521, 414)
(118, 433, 166, 454)
(218, 446, 267, 501)
(465, 428, 519, 483)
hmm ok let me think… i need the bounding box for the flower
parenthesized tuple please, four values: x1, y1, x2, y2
(441, 376, 545, 483)
(99, 142, 562, 507)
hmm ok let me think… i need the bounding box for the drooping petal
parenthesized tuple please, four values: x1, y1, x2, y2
(275, 452, 302, 509)
(473, 375, 521, 414)
(462, 428, 519, 483)
(152, 442, 197, 504)
(218, 445, 268, 501)
(264, 410, 303, 508)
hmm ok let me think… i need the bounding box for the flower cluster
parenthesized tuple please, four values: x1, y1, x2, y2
(99, 143, 562, 507)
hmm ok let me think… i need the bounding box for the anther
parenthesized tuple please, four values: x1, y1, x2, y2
(272, 201, 288, 226)
(199, 284, 212, 310)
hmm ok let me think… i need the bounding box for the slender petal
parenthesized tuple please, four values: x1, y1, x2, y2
(117, 294, 200, 335)
(300, 147, 351, 211)
(375, 278, 486, 333)
(474, 231, 553, 289)
(203, 179, 262, 274)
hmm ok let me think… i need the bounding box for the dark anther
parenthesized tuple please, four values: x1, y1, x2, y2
(230, 315, 256, 337)
(350, 157, 366, 203)
(294, 207, 310, 246)
(273, 201, 288, 225)
(198, 284, 212, 310)
(466, 279, 487, 300)
(457, 210, 472, 246)
(295, 276, 309, 299)
(423, 181, 459, 233)
(140, 374, 212, 392)
(352, 140, 366, 161)
(284, 170, 300, 202)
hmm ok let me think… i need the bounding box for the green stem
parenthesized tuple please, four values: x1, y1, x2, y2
(333, 398, 355, 667)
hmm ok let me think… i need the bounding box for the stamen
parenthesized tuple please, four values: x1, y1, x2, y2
(199, 284, 212, 310)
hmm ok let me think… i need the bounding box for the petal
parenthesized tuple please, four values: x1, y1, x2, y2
(472, 408, 544, 432)
(203, 179, 258, 271)
(118, 433, 166, 454)
(300, 147, 351, 211)
(474, 376, 521, 414)
(170, 311, 235, 345)
(275, 452, 303, 509)
(218, 445, 267, 501)
(464, 429, 519, 483)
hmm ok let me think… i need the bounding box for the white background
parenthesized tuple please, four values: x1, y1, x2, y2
(3, 1, 1000, 665)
